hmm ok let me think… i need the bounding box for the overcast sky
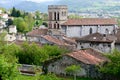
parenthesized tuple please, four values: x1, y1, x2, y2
(0, 0, 59, 4)
(27, 0, 58, 2)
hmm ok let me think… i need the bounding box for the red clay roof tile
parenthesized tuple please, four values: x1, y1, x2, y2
(62, 18, 117, 26)
(67, 48, 109, 65)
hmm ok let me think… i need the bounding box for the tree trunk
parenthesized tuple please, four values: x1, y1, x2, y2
(74, 74, 76, 80)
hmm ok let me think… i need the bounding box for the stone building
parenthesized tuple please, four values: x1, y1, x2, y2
(43, 48, 109, 78)
(61, 18, 118, 38)
(75, 33, 116, 53)
(48, 5, 68, 29)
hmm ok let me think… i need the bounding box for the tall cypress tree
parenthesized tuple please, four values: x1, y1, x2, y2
(11, 7, 17, 17)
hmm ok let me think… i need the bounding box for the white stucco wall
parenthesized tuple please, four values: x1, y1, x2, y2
(5, 34, 16, 41)
(66, 26, 81, 37)
(27, 37, 39, 42)
(61, 25, 118, 38)
(9, 26, 17, 34)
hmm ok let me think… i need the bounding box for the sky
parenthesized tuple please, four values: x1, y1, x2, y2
(26, 0, 58, 3)
(0, 0, 60, 4)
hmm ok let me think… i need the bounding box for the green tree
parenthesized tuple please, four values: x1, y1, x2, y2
(13, 17, 28, 33)
(35, 11, 41, 20)
(43, 45, 68, 58)
(16, 10, 21, 17)
(65, 65, 81, 80)
(24, 13, 34, 31)
(7, 19, 13, 26)
(100, 49, 120, 79)
(11, 7, 17, 17)
(0, 55, 19, 80)
(16, 42, 48, 65)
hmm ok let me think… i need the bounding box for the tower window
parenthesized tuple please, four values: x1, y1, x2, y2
(57, 12, 59, 20)
(54, 12, 56, 20)
(54, 23, 56, 29)
(57, 23, 60, 29)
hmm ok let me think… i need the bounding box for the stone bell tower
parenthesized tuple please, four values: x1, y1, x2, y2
(48, 5, 68, 29)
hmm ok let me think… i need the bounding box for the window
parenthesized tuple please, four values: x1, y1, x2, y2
(105, 28, 109, 34)
(57, 12, 59, 20)
(108, 44, 111, 47)
(57, 23, 60, 29)
(81, 46, 84, 49)
(79, 43, 81, 45)
(54, 23, 56, 29)
(54, 12, 56, 20)
(89, 28, 92, 34)
(49, 23, 52, 29)
(64, 12, 66, 16)
(62, 12, 64, 16)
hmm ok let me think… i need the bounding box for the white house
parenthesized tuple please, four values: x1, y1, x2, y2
(4, 34, 16, 41)
(61, 18, 118, 38)
(9, 25, 17, 34)
(0, 20, 6, 28)
(2, 14, 8, 21)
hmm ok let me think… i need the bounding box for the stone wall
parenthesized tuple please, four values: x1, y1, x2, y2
(48, 5, 68, 29)
(77, 42, 112, 53)
(43, 55, 101, 78)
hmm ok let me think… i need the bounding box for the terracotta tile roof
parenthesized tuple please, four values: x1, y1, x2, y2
(62, 18, 117, 26)
(67, 48, 109, 65)
(41, 35, 68, 46)
(76, 33, 116, 43)
(62, 36, 77, 44)
(26, 29, 48, 37)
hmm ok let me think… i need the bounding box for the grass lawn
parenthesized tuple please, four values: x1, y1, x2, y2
(17, 74, 98, 80)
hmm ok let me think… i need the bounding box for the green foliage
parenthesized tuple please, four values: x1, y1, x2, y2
(39, 74, 63, 80)
(16, 42, 48, 65)
(43, 45, 67, 58)
(65, 65, 81, 74)
(35, 11, 41, 20)
(15, 43, 68, 65)
(11, 7, 21, 17)
(13, 17, 29, 33)
(100, 49, 120, 76)
(0, 55, 19, 80)
(65, 65, 81, 80)
(24, 13, 34, 31)
(7, 19, 13, 26)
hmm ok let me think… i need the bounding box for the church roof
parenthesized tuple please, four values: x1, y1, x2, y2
(62, 18, 117, 26)
(41, 35, 69, 46)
